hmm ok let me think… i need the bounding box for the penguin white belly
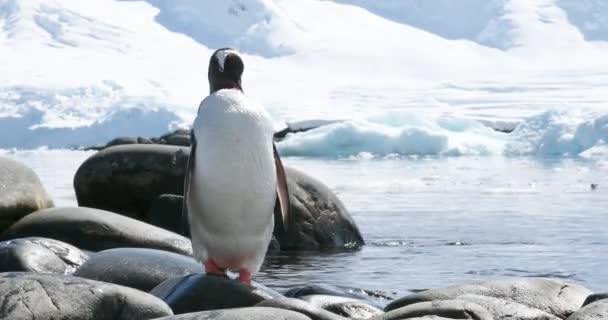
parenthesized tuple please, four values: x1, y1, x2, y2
(187, 90, 276, 273)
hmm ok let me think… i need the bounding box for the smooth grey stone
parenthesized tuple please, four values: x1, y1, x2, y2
(384, 278, 592, 319)
(0, 237, 88, 274)
(74, 248, 202, 292)
(152, 307, 312, 320)
(278, 167, 364, 250)
(566, 299, 608, 320)
(74, 144, 190, 219)
(0, 156, 53, 232)
(325, 301, 383, 319)
(0, 272, 172, 320)
(376, 300, 493, 320)
(0, 207, 193, 256)
(257, 297, 346, 320)
(457, 294, 560, 320)
(147, 194, 185, 235)
(583, 293, 608, 307)
(151, 274, 283, 314)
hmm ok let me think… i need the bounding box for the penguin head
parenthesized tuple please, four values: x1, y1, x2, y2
(208, 48, 244, 94)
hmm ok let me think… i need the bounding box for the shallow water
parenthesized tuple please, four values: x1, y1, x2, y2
(4, 150, 608, 298)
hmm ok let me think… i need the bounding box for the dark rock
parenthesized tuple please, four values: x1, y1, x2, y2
(74, 248, 202, 292)
(457, 294, 560, 320)
(74, 144, 363, 251)
(138, 137, 154, 144)
(279, 167, 364, 250)
(566, 299, 608, 320)
(377, 300, 493, 320)
(0, 207, 193, 256)
(147, 194, 185, 234)
(0, 156, 53, 232)
(0, 237, 88, 274)
(583, 293, 608, 307)
(106, 137, 138, 148)
(165, 135, 191, 146)
(151, 274, 283, 314)
(325, 301, 383, 319)
(0, 272, 172, 319)
(299, 295, 359, 309)
(257, 297, 345, 320)
(384, 278, 591, 319)
(74, 144, 190, 220)
(152, 307, 312, 320)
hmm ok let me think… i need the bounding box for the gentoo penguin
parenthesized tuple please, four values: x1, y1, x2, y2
(182, 48, 290, 285)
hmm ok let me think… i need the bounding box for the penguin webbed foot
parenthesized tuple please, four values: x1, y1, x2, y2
(204, 259, 227, 277)
(238, 270, 253, 287)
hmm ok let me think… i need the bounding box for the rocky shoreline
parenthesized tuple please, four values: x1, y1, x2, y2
(0, 146, 605, 319)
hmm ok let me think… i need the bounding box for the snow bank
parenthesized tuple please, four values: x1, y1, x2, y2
(0, 84, 180, 148)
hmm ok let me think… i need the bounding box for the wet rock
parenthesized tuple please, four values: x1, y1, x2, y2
(257, 297, 345, 320)
(0, 237, 88, 274)
(165, 134, 191, 146)
(74, 248, 202, 292)
(325, 301, 383, 319)
(384, 278, 592, 319)
(299, 295, 360, 309)
(0, 272, 172, 320)
(583, 293, 608, 307)
(566, 299, 608, 320)
(378, 300, 493, 320)
(152, 307, 312, 320)
(147, 194, 185, 235)
(74, 144, 190, 220)
(151, 274, 283, 314)
(457, 294, 560, 320)
(138, 137, 154, 144)
(284, 284, 390, 308)
(106, 136, 138, 148)
(0, 156, 53, 232)
(0, 207, 193, 256)
(278, 167, 364, 250)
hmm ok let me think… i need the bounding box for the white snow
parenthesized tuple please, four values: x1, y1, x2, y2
(0, 0, 607, 157)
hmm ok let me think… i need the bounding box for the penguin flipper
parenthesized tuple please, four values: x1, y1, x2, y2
(180, 132, 196, 237)
(273, 143, 291, 235)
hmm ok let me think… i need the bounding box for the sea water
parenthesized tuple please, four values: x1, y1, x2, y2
(4, 149, 607, 297)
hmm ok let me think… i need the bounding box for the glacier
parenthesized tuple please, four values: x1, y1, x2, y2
(0, 0, 607, 158)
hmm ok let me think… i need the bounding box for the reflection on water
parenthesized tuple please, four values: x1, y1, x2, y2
(4, 150, 608, 296)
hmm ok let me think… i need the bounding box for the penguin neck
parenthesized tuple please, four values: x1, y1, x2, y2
(209, 80, 243, 94)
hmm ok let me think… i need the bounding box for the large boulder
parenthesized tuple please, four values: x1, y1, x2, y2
(74, 248, 202, 292)
(74, 144, 190, 219)
(152, 307, 312, 320)
(0, 207, 193, 256)
(378, 300, 493, 320)
(0, 237, 88, 274)
(147, 194, 186, 235)
(0, 272, 172, 319)
(385, 278, 592, 319)
(566, 299, 608, 320)
(583, 293, 608, 307)
(257, 298, 346, 320)
(279, 167, 364, 250)
(0, 156, 53, 232)
(150, 274, 283, 315)
(75, 145, 363, 250)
